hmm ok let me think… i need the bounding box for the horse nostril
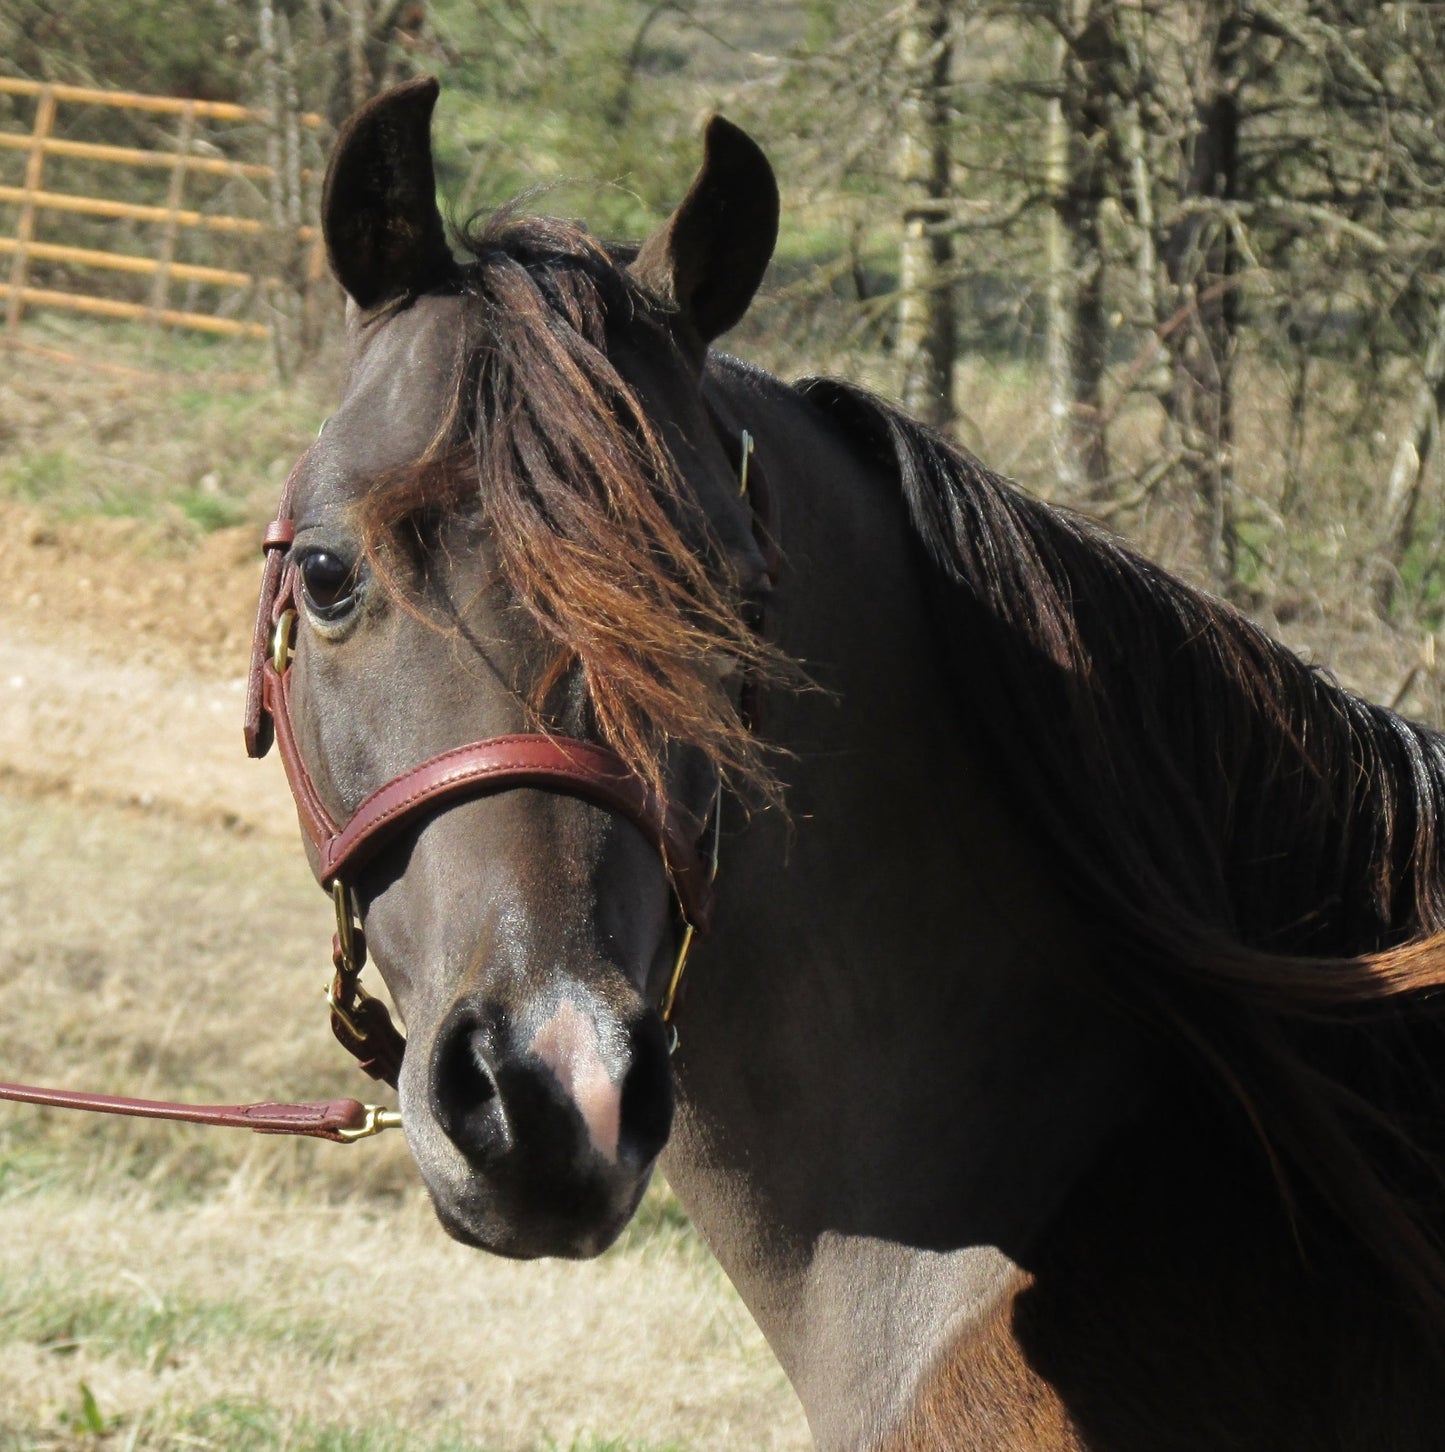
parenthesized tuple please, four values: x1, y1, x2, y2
(431, 1017, 513, 1164)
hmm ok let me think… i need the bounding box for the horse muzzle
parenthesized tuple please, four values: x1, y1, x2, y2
(403, 990, 675, 1258)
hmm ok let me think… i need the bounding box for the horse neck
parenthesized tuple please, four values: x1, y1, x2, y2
(662, 368, 1445, 1451)
(662, 369, 1145, 1448)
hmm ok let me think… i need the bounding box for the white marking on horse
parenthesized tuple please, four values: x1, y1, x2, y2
(528, 999, 621, 1163)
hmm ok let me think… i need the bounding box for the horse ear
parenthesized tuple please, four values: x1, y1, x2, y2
(631, 115, 778, 348)
(322, 75, 454, 311)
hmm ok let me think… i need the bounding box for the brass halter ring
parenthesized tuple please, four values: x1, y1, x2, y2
(272, 608, 298, 675)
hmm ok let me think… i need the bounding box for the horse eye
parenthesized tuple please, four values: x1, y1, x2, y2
(299, 550, 357, 615)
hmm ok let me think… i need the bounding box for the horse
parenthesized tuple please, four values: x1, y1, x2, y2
(252, 76, 1445, 1449)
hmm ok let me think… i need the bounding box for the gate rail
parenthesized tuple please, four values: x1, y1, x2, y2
(0, 77, 322, 341)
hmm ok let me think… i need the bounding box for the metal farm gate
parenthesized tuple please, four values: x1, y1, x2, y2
(0, 77, 322, 343)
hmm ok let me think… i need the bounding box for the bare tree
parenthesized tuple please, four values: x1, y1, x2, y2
(1157, 1, 1244, 593)
(897, 0, 956, 430)
(1044, 0, 1125, 495)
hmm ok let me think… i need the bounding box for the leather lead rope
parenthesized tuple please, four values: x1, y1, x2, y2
(0, 1082, 400, 1142)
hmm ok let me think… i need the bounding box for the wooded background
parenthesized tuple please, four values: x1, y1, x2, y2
(4, 0, 1445, 647)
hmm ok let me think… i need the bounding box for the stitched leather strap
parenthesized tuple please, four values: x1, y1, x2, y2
(0, 1082, 390, 1142)
(254, 595, 717, 934)
(325, 734, 712, 931)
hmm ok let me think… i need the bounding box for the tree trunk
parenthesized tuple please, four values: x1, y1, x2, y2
(1057, 2, 1126, 496)
(349, 0, 372, 113)
(259, 0, 303, 380)
(1045, 32, 1076, 485)
(1378, 291, 1445, 613)
(897, 0, 956, 431)
(1162, 3, 1243, 596)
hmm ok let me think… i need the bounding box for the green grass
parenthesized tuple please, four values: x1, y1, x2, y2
(4, 315, 327, 537)
(0, 448, 73, 504)
(171, 485, 250, 532)
(0, 1134, 66, 1204)
(62, 320, 274, 377)
(1390, 500, 1445, 624)
(0, 1275, 350, 1370)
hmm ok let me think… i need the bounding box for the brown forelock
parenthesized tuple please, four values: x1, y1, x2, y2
(800, 376, 1445, 1354)
(358, 212, 791, 812)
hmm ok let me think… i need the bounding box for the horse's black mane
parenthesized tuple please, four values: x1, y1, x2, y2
(798, 374, 1445, 1341)
(799, 377, 1445, 958)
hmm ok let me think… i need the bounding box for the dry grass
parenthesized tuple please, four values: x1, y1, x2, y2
(0, 1182, 798, 1451)
(0, 787, 808, 1452)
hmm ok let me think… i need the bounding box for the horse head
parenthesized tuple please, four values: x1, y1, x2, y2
(272, 77, 779, 1258)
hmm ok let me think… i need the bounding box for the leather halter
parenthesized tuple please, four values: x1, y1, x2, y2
(242, 413, 765, 1094)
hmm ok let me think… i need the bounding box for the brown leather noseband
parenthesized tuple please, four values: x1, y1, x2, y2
(242, 447, 724, 1092)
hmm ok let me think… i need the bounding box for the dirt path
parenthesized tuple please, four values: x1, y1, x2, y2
(0, 626, 294, 836)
